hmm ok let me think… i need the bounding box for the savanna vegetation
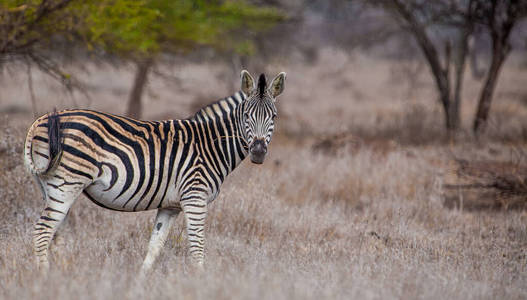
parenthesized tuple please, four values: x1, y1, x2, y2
(1, 1, 527, 299)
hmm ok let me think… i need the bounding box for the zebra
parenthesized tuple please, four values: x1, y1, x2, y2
(23, 70, 286, 273)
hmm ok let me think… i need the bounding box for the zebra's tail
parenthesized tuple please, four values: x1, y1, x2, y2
(24, 110, 63, 176)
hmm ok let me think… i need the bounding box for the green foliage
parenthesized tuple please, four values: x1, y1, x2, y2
(0, 0, 283, 93)
(74, 1, 162, 55)
(1, 0, 283, 57)
(0, 1, 76, 54)
(73, 0, 284, 58)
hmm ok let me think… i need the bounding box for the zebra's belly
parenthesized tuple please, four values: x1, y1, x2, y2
(82, 161, 218, 211)
(84, 182, 131, 211)
(80, 163, 225, 211)
(84, 175, 182, 212)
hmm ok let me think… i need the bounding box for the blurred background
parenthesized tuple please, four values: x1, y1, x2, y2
(1, 0, 527, 141)
(1, 1, 527, 299)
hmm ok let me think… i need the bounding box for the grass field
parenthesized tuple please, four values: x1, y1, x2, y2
(1, 49, 526, 299)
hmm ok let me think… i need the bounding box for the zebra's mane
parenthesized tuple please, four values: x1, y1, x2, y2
(191, 92, 245, 121)
(257, 74, 266, 96)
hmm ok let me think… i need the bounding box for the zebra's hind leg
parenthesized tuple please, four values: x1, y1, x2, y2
(181, 196, 208, 268)
(140, 208, 181, 274)
(33, 180, 81, 273)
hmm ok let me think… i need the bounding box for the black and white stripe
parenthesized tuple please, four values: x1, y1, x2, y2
(24, 70, 286, 272)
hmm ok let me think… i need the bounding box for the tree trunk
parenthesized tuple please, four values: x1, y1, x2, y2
(451, 18, 473, 133)
(440, 86, 454, 133)
(126, 58, 152, 119)
(391, 1, 455, 133)
(473, 44, 508, 135)
(473, 1, 517, 135)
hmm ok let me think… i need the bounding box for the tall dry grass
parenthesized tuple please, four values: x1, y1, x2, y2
(1, 49, 527, 299)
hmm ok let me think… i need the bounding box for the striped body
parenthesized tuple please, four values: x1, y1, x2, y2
(24, 70, 286, 273)
(26, 93, 248, 212)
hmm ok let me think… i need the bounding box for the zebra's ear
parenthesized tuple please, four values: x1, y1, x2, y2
(240, 70, 255, 95)
(269, 72, 286, 99)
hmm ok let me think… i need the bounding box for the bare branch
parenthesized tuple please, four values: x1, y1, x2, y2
(27, 52, 91, 101)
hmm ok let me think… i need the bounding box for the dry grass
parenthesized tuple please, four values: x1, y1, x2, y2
(1, 49, 527, 299)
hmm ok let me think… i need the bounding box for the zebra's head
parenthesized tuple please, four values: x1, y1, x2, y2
(240, 70, 286, 164)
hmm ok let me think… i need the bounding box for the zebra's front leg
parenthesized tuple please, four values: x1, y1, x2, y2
(181, 196, 208, 267)
(140, 208, 180, 274)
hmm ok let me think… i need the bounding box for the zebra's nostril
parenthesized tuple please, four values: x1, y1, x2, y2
(250, 140, 267, 155)
(249, 140, 267, 164)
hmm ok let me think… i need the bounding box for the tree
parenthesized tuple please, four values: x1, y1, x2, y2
(0, 0, 73, 57)
(0, 1, 155, 114)
(0, 1, 96, 116)
(0, 1, 76, 94)
(370, 0, 527, 136)
(472, 0, 527, 134)
(0, 1, 284, 118)
(77, 0, 284, 118)
(372, 0, 475, 134)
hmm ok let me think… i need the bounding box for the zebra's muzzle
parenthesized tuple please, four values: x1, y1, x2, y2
(249, 139, 267, 164)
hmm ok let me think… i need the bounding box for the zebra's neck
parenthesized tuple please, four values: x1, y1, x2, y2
(190, 92, 249, 180)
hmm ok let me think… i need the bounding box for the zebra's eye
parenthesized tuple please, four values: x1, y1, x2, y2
(244, 112, 249, 119)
